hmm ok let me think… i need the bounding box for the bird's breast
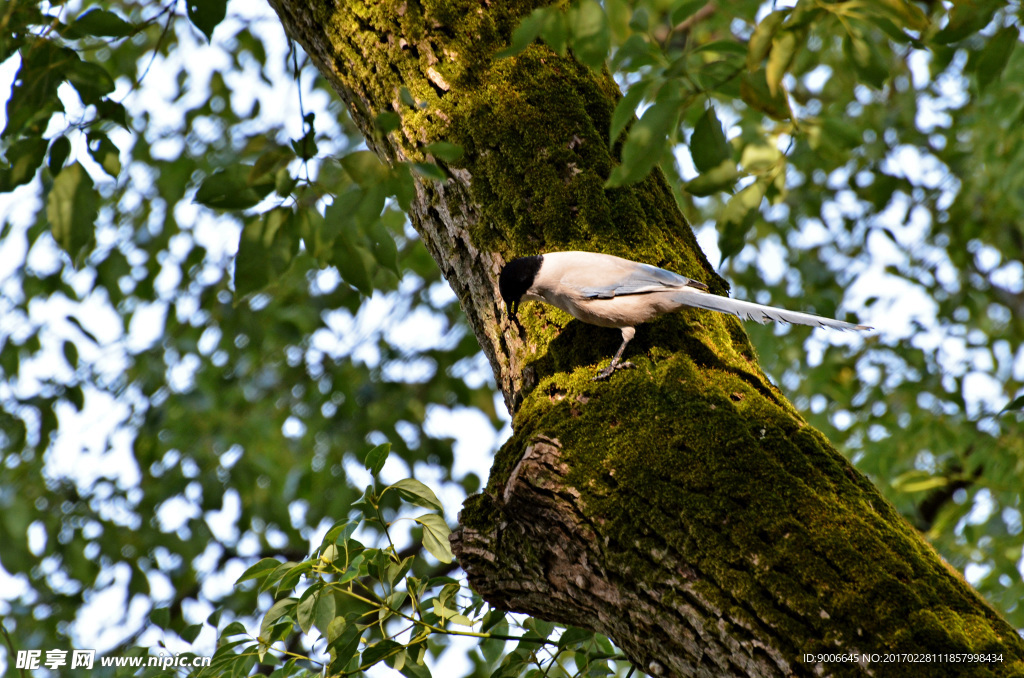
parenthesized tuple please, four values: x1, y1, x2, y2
(569, 292, 682, 329)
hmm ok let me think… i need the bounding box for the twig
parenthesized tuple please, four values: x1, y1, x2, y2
(673, 2, 717, 33)
(0, 617, 28, 678)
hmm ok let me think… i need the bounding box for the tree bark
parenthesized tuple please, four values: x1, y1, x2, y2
(267, 1, 1024, 675)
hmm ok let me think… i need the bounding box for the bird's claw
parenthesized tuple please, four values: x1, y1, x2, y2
(592, 360, 635, 381)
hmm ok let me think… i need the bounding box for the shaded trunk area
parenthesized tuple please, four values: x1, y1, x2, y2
(267, 1, 1024, 675)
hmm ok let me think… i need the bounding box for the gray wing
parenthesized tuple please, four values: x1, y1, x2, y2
(571, 261, 707, 299)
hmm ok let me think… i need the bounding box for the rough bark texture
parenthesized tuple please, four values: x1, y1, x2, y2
(267, 1, 1024, 676)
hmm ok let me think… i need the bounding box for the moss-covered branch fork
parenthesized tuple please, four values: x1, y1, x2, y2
(267, 0, 1024, 675)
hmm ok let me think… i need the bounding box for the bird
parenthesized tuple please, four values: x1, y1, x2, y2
(498, 251, 873, 380)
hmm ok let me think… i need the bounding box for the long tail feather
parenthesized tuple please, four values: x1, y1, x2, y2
(673, 289, 872, 331)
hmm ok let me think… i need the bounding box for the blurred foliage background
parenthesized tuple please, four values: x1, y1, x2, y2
(0, 0, 1022, 675)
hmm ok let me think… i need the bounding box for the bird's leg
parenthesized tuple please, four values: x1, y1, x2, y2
(593, 327, 635, 381)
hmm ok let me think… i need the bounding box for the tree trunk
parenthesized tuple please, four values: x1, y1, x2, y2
(267, 1, 1024, 675)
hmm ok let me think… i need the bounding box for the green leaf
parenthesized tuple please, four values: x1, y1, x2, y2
(370, 214, 401, 274)
(717, 178, 767, 260)
(747, 9, 789, 71)
(187, 0, 227, 41)
(932, 1, 999, 44)
(628, 7, 649, 33)
(296, 586, 319, 634)
(195, 166, 275, 210)
(870, 0, 928, 31)
(684, 160, 741, 197)
(415, 513, 454, 563)
(65, 385, 84, 411)
(497, 8, 548, 58)
(259, 598, 296, 643)
(525, 617, 554, 637)
(423, 141, 464, 162)
(323, 188, 363, 242)
(236, 558, 282, 585)
(291, 128, 318, 160)
(320, 544, 339, 564)
(765, 28, 798, 97)
(234, 209, 298, 298)
(384, 163, 416, 211)
(572, 0, 610, 71)
(375, 111, 402, 133)
(332, 239, 375, 296)
(481, 609, 507, 632)
(694, 40, 748, 58)
(277, 561, 313, 594)
(362, 640, 402, 668)
(539, 10, 570, 56)
(821, 117, 863, 149)
(385, 557, 414, 587)
(869, 16, 923, 46)
(608, 80, 651, 147)
(47, 136, 71, 175)
(221, 621, 248, 638)
(892, 471, 950, 493)
(844, 33, 888, 89)
(296, 206, 328, 259)
(96, 99, 130, 129)
(739, 142, 781, 174)
(62, 341, 78, 369)
(399, 87, 417, 107)
(87, 133, 120, 179)
(337, 553, 365, 584)
(181, 623, 203, 643)
(314, 589, 336, 635)
(46, 163, 97, 261)
(150, 607, 170, 629)
(740, 69, 790, 120)
(689, 106, 731, 174)
(670, 0, 706, 27)
(411, 162, 447, 181)
(65, 60, 115, 105)
(340, 150, 387, 187)
(68, 9, 134, 38)
(364, 442, 391, 475)
(259, 561, 301, 593)
(275, 168, 296, 197)
(386, 478, 443, 511)
(249, 148, 295, 184)
(610, 33, 659, 71)
(326, 616, 347, 645)
(400, 661, 433, 678)
(605, 97, 679, 187)
(2, 41, 71, 138)
(557, 626, 594, 647)
(1, 137, 47, 191)
(328, 621, 362, 671)
(975, 26, 1018, 92)
(999, 395, 1024, 414)
(695, 59, 743, 96)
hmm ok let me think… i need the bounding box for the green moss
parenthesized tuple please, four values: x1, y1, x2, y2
(480, 349, 1024, 663)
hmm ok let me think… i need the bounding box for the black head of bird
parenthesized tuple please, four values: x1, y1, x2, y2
(498, 254, 543, 319)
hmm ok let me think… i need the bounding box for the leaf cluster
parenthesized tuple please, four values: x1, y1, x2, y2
(187, 442, 631, 678)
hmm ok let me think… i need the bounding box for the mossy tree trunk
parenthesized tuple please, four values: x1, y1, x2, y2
(267, 1, 1024, 675)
